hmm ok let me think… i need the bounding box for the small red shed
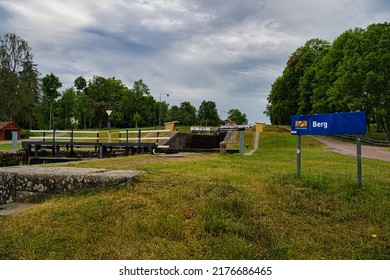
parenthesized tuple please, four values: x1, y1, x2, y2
(0, 122, 23, 140)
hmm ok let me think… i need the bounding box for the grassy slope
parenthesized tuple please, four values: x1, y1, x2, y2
(0, 126, 389, 260)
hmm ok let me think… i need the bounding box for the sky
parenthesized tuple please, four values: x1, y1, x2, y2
(0, 0, 389, 124)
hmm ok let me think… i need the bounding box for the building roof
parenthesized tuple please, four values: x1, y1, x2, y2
(0, 121, 22, 130)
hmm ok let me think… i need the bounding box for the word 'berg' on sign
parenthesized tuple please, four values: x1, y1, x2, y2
(291, 111, 366, 135)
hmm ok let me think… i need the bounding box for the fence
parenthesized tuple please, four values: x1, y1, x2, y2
(118, 129, 171, 143)
(28, 129, 172, 144)
(29, 130, 101, 143)
(333, 134, 390, 147)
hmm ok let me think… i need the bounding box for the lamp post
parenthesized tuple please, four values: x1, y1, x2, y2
(159, 93, 169, 127)
(220, 111, 226, 121)
(106, 109, 112, 129)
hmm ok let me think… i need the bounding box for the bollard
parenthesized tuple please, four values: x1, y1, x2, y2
(220, 141, 227, 155)
(239, 131, 245, 155)
(12, 131, 18, 149)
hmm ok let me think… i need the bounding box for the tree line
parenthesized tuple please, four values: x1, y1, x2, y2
(265, 22, 390, 140)
(0, 33, 248, 130)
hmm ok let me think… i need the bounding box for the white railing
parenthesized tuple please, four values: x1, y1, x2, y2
(27, 129, 173, 143)
(118, 129, 171, 142)
(29, 130, 100, 142)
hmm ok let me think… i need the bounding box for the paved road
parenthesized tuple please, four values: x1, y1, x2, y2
(313, 136, 390, 162)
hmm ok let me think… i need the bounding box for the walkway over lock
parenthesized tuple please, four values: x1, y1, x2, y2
(22, 129, 175, 163)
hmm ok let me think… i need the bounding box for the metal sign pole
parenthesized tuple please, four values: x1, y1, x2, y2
(297, 135, 301, 177)
(239, 131, 245, 155)
(356, 135, 362, 187)
(292, 112, 366, 185)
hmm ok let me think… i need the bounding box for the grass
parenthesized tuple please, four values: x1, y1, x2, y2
(0, 126, 389, 259)
(0, 143, 21, 151)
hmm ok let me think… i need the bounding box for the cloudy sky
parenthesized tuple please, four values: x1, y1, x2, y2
(0, 0, 389, 123)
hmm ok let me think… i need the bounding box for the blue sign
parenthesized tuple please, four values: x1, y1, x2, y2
(291, 112, 366, 135)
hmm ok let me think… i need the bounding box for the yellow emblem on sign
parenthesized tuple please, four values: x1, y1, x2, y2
(295, 120, 307, 128)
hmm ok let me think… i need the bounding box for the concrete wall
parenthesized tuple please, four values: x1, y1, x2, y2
(167, 131, 227, 149)
(0, 151, 25, 167)
(167, 132, 193, 149)
(0, 166, 141, 205)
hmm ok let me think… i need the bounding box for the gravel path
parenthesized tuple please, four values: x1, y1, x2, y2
(312, 136, 390, 162)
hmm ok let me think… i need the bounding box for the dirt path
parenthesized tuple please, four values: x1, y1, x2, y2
(312, 136, 390, 162)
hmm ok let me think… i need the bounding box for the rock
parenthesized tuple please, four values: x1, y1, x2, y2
(0, 166, 142, 205)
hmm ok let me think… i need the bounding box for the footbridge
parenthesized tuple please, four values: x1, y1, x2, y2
(22, 129, 176, 163)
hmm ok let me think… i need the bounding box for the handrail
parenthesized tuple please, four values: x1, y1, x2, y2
(118, 130, 170, 134)
(28, 130, 100, 143)
(332, 134, 390, 147)
(27, 129, 173, 144)
(118, 129, 172, 143)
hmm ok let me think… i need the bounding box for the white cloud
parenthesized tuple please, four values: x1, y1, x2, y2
(0, 0, 389, 123)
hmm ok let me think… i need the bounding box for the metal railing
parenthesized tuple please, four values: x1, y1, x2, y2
(118, 129, 171, 143)
(28, 129, 172, 144)
(333, 134, 390, 147)
(29, 130, 100, 142)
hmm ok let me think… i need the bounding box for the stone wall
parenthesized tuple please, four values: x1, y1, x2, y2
(167, 131, 227, 149)
(167, 132, 193, 149)
(0, 151, 25, 167)
(0, 166, 141, 205)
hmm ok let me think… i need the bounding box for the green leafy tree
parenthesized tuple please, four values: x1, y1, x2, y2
(122, 79, 157, 128)
(133, 112, 141, 128)
(0, 33, 40, 128)
(74, 76, 93, 129)
(56, 87, 77, 129)
(308, 24, 390, 139)
(227, 108, 248, 125)
(86, 76, 126, 128)
(41, 73, 62, 129)
(265, 38, 330, 124)
(167, 101, 197, 126)
(268, 23, 390, 140)
(197, 100, 221, 126)
(167, 105, 180, 122)
(179, 101, 196, 126)
(362, 23, 390, 139)
(157, 100, 169, 127)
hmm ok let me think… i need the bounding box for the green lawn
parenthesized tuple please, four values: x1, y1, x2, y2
(0, 143, 21, 151)
(0, 126, 389, 259)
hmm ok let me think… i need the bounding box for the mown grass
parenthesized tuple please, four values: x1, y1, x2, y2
(0, 143, 22, 151)
(0, 126, 389, 259)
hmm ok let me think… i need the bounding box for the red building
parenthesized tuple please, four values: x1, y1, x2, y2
(0, 122, 22, 140)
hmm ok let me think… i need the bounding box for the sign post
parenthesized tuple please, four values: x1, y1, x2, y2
(297, 135, 301, 177)
(356, 136, 362, 187)
(239, 131, 245, 155)
(291, 112, 366, 186)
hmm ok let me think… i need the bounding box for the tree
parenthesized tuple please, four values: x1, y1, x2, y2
(74, 76, 93, 129)
(307, 24, 390, 139)
(265, 38, 330, 124)
(167, 105, 181, 123)
(86, 76, 126, 128)
(362, 23, 390, 139)
(179, 101, 196, 126)
(266, 23, 390, 140)
(74, 76, 87, 91)
(167, 101, 196, 126)
(41, 73, 62, 129)
(121, 79, 157, 128)
(197, 100, 221, 126)
(133, 112, 141, 128)
(227, 108, 248, 125)
(56, 87, 77, 129)
(0, 33, 40, 128)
